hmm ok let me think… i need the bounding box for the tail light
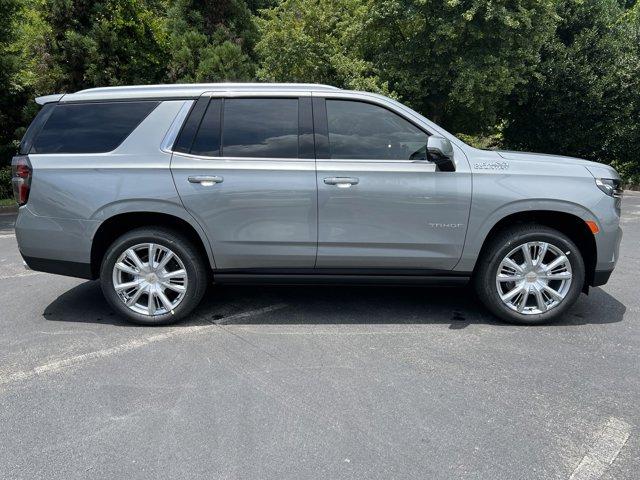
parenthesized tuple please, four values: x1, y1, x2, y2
(11, 155, 32, 206)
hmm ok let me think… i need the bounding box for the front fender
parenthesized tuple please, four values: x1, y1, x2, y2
(455, 198, 597, 272)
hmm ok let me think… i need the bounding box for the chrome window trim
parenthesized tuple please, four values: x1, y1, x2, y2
(314, 93, 438, 167)
(316, 160, 436, 173)
(312, 91, 433, 136)
(313, 91, 468, 168)
(316, 91, 468, 152)
(171, 152, 315, 171)
(162, 92, 438, 169)
(172, 152, 436, 173)
(165, 94, 306, 159)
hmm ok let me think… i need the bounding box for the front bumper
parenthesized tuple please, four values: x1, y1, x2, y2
(590, 223, 622, 287)
(592, 269, 614, 287)
(594, 225, 622, 273)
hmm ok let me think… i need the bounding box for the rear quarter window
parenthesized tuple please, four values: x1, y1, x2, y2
(30, 101, 159, 154)
(18, 103, 55, 155)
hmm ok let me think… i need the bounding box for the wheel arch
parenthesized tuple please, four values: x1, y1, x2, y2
(90, 211, 214, 279)
(473, 210, 597, 288)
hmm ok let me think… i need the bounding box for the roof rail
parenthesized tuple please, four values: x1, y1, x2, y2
(45, 83, 340, 103)
(74, 83, 340, 95)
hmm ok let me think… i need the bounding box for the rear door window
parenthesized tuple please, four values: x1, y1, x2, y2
(173, 97, 210, 154)
(31, 101, 159, 154)
(190, 99, 222, 157)
(221, 98, 298, 158)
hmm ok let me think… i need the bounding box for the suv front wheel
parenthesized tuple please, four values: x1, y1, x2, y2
(474, 224, 585, 324)
(100, 227, 208, 325)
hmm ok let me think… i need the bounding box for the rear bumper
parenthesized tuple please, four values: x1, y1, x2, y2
(22, 255, 93, 280)
(15, 205, 97, 273)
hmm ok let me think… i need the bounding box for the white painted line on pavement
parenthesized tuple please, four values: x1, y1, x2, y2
(0, 233, 16, 239)
(569, 417, 631, 480)
(0, 271, 43, 280)
(0, 303, 288, 389)
(234, 330, 441, 335)
(213, 303, 288, 325)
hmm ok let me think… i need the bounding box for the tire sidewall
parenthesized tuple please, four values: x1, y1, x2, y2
(480, 229, 585, 324)
(100, 229, 206, 325)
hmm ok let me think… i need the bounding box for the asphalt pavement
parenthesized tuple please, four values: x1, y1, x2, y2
(1, 194, 639, 480)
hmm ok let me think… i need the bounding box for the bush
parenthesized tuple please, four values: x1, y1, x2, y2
(502, 0, 640, 184)
(456, 132, 504, 151)
(0, 165, 12, 199)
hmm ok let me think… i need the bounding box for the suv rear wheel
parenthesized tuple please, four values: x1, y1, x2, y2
(474, 224, 585, 324)
(100, 227, 208, 325)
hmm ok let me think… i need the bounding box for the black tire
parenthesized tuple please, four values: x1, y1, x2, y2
(474, 224, 585, 325)
(100, 227, 208, 325)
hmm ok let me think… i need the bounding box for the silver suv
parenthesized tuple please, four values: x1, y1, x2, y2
(12, 83, 623, 325)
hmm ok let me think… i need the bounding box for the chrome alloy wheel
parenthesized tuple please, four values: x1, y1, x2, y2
(496, 241, 572, 315)
(112, 243, 188, 316)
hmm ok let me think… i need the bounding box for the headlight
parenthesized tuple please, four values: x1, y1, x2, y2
(595, 178, 622, 198)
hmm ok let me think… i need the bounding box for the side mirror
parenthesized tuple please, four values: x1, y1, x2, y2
(427, 136, 453, 159)
(427, 136, 455, 172)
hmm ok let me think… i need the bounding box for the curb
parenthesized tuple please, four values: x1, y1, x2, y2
(0, 205, 18, 215)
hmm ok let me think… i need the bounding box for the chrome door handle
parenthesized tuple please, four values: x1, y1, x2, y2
(323, 177, 359, 188)
(188, 175, 223, 186)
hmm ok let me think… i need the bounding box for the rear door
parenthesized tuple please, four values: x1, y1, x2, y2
(313, 94, 472, 271)
(170, 92, 317, 270)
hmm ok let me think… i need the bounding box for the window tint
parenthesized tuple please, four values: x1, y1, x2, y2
(326, 100, 428, 160)
(19, 103, 55, 154)
(31, 101, 158, 154)
(222, 98, 298, 158)
(191, 99, 222, 156)
(173, 97, 209, 154)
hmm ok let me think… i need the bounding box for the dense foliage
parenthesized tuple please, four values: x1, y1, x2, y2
(0, 0, 24, 163)
(357, 0, 558, 131)
(502, 0, 640, 182)
(1, 0, 639, 198)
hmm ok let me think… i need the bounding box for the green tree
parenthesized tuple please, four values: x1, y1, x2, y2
(357, 0, 558, 131)
(10, 0, 169, 159)
(503, 0, 640, 182)
(256, 0, 391, 94)
(166, 0, 257, 82)
(246, 0, 278, 11)
(617, 1, 640, 183)
(0, 0, 25, 162)
(257, 0, 558, 133)
(19, 0, 167, 94)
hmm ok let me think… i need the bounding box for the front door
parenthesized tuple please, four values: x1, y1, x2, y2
(171, 94, 317, 270)
(313, 97, 471, 271)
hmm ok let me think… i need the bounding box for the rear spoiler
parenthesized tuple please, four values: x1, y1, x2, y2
(35, 94, 65, 105)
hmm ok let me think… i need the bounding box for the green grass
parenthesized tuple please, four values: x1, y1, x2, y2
(0, 198, 16, 207)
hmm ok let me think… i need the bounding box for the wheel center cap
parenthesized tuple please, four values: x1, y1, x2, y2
(145, 272, 158, 283)
(525, 271, 538, 283)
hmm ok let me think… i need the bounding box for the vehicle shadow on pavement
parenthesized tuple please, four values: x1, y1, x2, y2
(42, 280, 626, 329)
